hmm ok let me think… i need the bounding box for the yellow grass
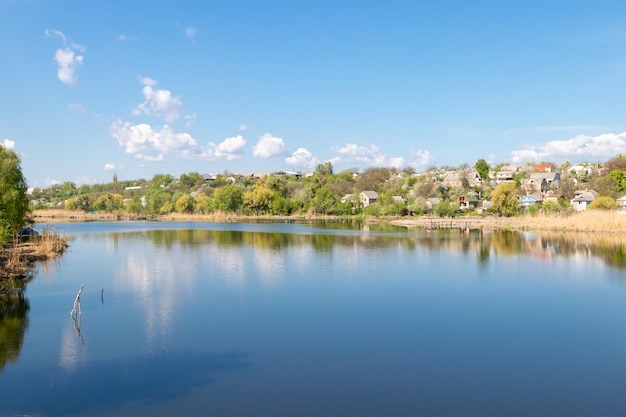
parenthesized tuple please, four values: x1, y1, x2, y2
(33, 208, 626, 234)
(0, 227, 68, 278)
(392, 210, 626, 233)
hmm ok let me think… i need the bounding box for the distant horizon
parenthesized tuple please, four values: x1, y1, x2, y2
(3, 1, 626, 188)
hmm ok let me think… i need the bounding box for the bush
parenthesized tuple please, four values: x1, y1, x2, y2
(588, 196, 618, 210)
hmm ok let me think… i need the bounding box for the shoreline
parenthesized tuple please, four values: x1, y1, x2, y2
(31, 209, 626, 234)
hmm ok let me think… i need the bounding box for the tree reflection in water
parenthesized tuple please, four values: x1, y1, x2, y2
(0, 273, 32, 373)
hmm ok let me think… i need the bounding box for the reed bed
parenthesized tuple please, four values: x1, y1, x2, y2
(393, 210, 626, 233)
(0, 227, 68, 278)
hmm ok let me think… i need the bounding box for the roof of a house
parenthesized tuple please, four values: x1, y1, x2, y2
(360, 191, 379, 199)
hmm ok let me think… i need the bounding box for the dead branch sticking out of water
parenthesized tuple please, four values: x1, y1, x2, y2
(70, 284, 84, 317)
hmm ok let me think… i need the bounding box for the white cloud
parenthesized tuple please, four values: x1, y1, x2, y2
(409, 149, 434, 170)
(184, 113, 197, 127)
(45, 29, 85, 85)
(110, 120, 199, 161)
(332, 143, 404, 168)
(239, 123, 249, 131)
(185, 27, 197, 38)
(1, 139, 15, 149)
(132, 77, 183, 123)
(286, 147, 319, 169)
(253, 133, 288, 159)
(104, 163, 116, 171)
(46, 177, 61, 186)
(111, 120, 248, 162)
(214, 135, 246, 160)
(510, 131, 626, 163)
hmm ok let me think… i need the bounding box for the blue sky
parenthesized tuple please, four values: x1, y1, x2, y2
(2, 0, 626, 187)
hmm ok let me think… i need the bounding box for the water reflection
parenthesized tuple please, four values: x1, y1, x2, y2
(0, 275, 31, 373)
(103, 227, 626, 270)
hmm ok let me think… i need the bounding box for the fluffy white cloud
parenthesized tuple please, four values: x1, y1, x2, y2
(239, 123, 249, 131)
(1, 139, 15, 149)
(45, 29, 85, 85)
(253, 133, 288, 159)
(510, 131, 626, 163)
(409, 149, 434, 170)
(286, 147, 319, 169)
(214, 135, 246, 160)
(104, 163, 116, 171)
(132, 77, 183, 123)
(332, 143, 404, 168)
(111, 120, 248, 162)
(110, 120, 199, 161)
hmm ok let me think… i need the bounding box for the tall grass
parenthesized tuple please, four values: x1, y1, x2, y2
(393, 210, 626, 233)
(0, 226, 68, 278)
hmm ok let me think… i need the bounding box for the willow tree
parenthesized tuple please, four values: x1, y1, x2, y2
(0, 146, 30, 242)
(491, 182, 519, 217)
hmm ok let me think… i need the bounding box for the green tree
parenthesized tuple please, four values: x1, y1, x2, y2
(214, 185, 244, 213)
(243, 186, 274, 213)
(475, 159, 490, 181)
(310, 186, 338, 215)
(193, 193, 212, 214)
(0, 146, 31, 241)
(491, 182, 519, 217)
(434, 199, 456, 217)
(175, 194, 194, 214)
(93, 193, 123, 212)
(608, 170, 626, 192)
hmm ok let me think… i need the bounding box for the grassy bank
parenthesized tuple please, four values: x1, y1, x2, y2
(32, 208, 626, 234)
(0, 227, 68, 279)
(391, 210, 626, 233)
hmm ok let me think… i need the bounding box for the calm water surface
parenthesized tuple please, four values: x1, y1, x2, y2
(2, 221, 626, 417)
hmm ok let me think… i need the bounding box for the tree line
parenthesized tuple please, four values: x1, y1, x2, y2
(3, 147, 626, 244)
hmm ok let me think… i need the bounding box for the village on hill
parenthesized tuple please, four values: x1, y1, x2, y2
(27, 156, 626, 218)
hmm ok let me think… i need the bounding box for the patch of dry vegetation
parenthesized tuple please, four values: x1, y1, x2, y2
(392, 211, 626, 233)
(0, 227, 68, 278)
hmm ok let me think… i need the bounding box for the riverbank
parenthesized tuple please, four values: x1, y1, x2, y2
(31, 209, 626, 234)
(0, 228, 68, 279)
(390, 210, 626, 233)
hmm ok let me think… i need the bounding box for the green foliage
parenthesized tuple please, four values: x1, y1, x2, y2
(193, 194, 213, 214)
(491, 182, 519, 217)
(434, 199, 456, 217)
(243, 186, 274, 213)
(588, 196, 618, 210)
(93, 193, 123, 212)
(0, 146, 31, 241)
(213, 185, 244, 213)
(310, 187, 339, 215)
(608, 170, 626, 192)
(541, 200, 563, 214)
(175, 194, 194, 214)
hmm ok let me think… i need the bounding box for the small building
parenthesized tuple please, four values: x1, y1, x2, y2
(519, 194, 542, 210)
(570, 190, 599, 211)
(391, 196, 407, 204)
(532, 163, 554, 173)
(617, 196, 626, 211)
(458, 192, 480, 210)
(340, 193, 355, 203)
(359, 191, 379, 207)
(529, 172, 561, 192)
